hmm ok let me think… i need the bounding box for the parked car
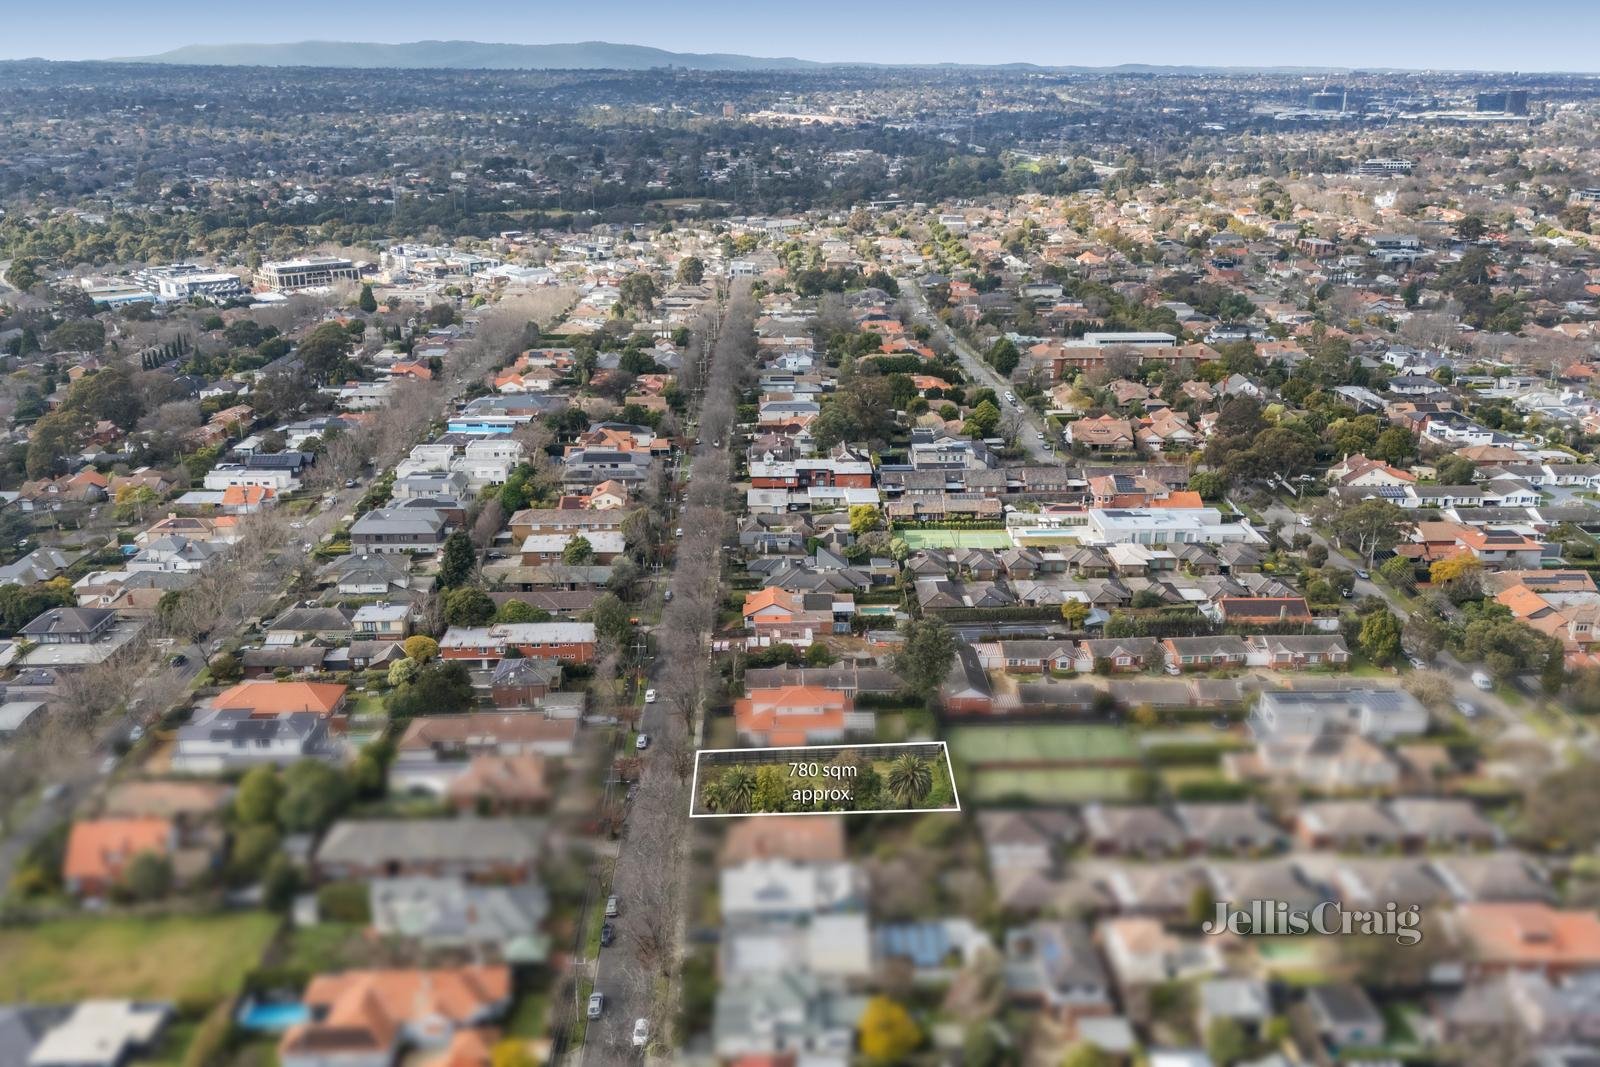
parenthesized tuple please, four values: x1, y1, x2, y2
(600, 922, 615, 947)
(1355, 569, 1370, 580)
(605, 894, 619, 917)
(1471, 669, 1494, 691)
(1455, 699, 1480, 718)
(635, 733, 651, 751)
(644, 689, 658, 704)
(632, 1018, 650, 1048)
(1409, 656, 1429, 670)
(586, 993, 604, 1019)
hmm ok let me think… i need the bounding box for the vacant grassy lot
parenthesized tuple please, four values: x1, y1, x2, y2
(896, 528, 1015, 550)
(0, 913, 279, 1005)
(947, 724, 1138, 765)
(966, 767, 1137, 802)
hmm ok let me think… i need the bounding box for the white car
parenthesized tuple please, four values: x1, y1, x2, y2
(586, 992, 604, 1019)
(632, 1018, 650, 1048)
(644, 688, 658, 704)
(636, 733, 651, 751)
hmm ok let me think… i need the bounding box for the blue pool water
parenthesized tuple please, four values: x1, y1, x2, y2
(236, 1001, 311, 1031)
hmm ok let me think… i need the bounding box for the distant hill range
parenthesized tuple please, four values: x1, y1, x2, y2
(107, 39, 1370, 74)
(113, 39, 826, 71)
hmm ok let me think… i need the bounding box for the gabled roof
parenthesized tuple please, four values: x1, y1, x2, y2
(64, 817, 171, 886)
(213, 680, 348, 716)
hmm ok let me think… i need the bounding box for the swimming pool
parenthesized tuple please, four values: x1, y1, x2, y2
(236, 1000, 311, 1031)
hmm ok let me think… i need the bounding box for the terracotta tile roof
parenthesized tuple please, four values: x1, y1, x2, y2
(1456, 904, 1600, 969)
(221, 485, 274, 506)
(448, 755, 550, 805)
(430, 1029, 495, 1067)
(213, 680, 348, 717)
(64, 817, 172, 887)
(742, 587, 799, 618)
(719, 815, 847, 867)
(734, 685, 852, 743)
(283, 967, 510, 1059)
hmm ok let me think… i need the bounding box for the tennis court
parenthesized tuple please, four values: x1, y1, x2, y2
(966, 767, 1137, 802)
(896, 528, 1015, 550)
(947, 724, 1138, 765)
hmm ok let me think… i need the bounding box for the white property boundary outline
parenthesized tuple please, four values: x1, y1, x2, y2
(688, 740, 963, 818)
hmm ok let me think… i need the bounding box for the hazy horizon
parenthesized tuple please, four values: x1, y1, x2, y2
(4, 0, 1599, 73)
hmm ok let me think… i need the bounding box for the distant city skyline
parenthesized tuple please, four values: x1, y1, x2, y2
(4, 0, 1599, 72)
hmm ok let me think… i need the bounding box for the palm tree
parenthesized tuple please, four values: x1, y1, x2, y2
(700, 776, 729, 813)
(886, 754, 933, 808)
(720, 768, 757, 813)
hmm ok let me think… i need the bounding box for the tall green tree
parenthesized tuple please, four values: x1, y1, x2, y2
(444, 586, 497, 627)
(234, 766, 284, 826)
(1359, 610, 1403, 666)
(276, 759, 352, 833)
(561, 535, 595, 565)
(297, 322, 355, 385)
(893, 618, 956, 698)
(436, 532, 477, 589)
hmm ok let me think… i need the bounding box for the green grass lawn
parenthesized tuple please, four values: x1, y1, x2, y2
(947, 724, 1138, 765)
(506, 990, 551, 1039)
(967, 767, 1136, 802)
(346, 692, 387, 719)
(1158, 766, 1225, 790)
(0, 913, 279, 1005)
(583, 899, 606, 961)
(279, 922, 368, 975)
(572, 977, 594, 1047)
(896, 528, 1014, 550)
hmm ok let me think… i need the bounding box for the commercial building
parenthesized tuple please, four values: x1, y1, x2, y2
(259, 257, 361, 292)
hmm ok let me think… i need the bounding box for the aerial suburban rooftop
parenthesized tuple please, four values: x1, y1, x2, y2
(1, 13, 1600, 1067)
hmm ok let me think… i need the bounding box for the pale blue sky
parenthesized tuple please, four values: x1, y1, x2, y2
(4, 0, 1597, 71)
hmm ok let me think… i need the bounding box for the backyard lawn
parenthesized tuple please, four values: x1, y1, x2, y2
(895, 528, 1015, 550)
(947, 724, 1139, 765)
(0, 913, 279, 1005)
(965, 767, 1137, 802)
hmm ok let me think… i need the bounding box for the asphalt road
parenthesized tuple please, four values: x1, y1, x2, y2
(900, 282, 1058, 462)
(0, 638, 202, 887)
(580, 441, 724, 1064)
(1258, 498, 1527, 730)
(578, 297, 737, 1063)
(0, 369, 446, 888)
